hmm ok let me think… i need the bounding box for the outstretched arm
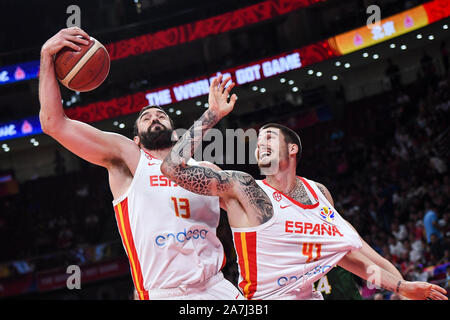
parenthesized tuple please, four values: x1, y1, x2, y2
(161, 76, 273, 227)
(39, 27, 139, 169)
(315, 182, 404, 281)
(160, 74, 237, 196)
(338, 249, 448, 300)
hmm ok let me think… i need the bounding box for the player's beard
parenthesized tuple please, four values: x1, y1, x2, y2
(139, 125, 175, 150)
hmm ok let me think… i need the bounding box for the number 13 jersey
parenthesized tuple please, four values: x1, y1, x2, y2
(231, 177, 362, 300)
(112, 150, 225, 299)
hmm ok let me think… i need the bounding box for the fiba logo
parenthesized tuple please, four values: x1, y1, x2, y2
(273, 191, 282, 202)
(320, 207, 335, 223)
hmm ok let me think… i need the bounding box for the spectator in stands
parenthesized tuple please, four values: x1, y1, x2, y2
(441, 41, 449, 76)
(423, 202, 443, 244)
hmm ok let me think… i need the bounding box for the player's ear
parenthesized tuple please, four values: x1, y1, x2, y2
(288, 143, 298, 158)
(133, 136, 140, 146)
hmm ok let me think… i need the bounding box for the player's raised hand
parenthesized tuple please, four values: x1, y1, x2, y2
(208, 74, 237, 119)
(41, 27, 90, 57)
(399, 281, 448, 300)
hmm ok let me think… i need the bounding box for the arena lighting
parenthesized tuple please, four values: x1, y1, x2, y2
(332, 75, 338, 80)
(2, 144, 7, 148)
(335, 61, 341, 67)
(3, 0, 450, 88)
(329, 0, 450, 55)
(316, 71, 322, 77)
(428, 35, 434, 40)
(292, 86, 299, 92)
(30, 138, 36, 143)
(288, 80, 295, 85)
(5, 1, 450, 138)
(252, 85, 258, 91)
(204, 103, 209, 108)
(195, 101, 202, 106)
(168, 108, 174, 113)
(3, 147, 10, 152)
(33, 141, 39, 147)
(417, 33, 423, 39)
(118, 123, 125, 129)
(344, 63, 351, 68)
(260, 87, 266, 93)
(444, 24, 449, 30)
(307, 70, 314, 75)
(113, 121, 119, 126)
(280, 78, 286, 83)
(401, 44, 407, 50)
(373, 54, 380, 59)
(175, 110, 182, 115)
(390, 43, 396, 48)
(362, 52, 369, 58)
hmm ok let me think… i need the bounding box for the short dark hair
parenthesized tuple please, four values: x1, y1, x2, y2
(133, 105, 174, 137)
(259, 123, 302, 162)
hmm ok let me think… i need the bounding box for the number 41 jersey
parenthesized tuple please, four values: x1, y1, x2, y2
(112, 150, 225, 299)
(231, 177, 362, 300)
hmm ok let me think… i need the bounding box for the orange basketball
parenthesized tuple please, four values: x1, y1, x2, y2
(54, 37, 110, 92)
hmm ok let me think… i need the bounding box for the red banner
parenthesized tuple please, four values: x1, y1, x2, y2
(105, 0, 326, 61)
(0, 273, 34, 298)
(66, 40, 336, 123)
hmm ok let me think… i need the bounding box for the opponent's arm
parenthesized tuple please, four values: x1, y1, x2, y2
(39, 27, 138, 169)
(338, 249, 448, 300)
(316, 182, 404, 281)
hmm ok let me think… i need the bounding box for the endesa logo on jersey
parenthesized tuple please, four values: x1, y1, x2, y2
(149, 175, 178, 187)
(285, 220, 343, 237)
(277, 265, 333, 287)
(155, 228, 209, 247)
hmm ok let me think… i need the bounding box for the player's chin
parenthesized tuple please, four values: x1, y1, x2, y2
(258, 159, 280, 175)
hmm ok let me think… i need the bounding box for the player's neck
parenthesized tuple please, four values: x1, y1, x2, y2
(141, 147, 171, 160)
(265, 164, 297, 195)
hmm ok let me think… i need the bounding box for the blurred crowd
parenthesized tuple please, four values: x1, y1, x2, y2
(0, 52, 448, 299)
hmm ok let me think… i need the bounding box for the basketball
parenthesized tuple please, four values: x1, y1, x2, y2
(54, 37, 110, 92)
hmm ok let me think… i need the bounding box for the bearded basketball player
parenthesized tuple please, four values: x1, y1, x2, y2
(39, 27, 242, 300)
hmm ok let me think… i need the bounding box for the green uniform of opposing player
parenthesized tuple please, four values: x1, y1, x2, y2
(314, 266, 362, 300)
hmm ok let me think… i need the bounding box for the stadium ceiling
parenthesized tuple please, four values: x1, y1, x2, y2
(1, 15, 448, 157)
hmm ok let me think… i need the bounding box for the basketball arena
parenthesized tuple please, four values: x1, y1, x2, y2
(0, 0, 448, 303)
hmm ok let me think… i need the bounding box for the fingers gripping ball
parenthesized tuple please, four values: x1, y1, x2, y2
(54, 37, 110, 92)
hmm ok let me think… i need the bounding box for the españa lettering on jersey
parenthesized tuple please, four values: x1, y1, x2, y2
(230, 177, 362, 300)
(112, 150, 223, 299)
(285, 220, 344, 237)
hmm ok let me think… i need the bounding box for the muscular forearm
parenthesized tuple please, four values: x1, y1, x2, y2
(360, 239, 404, 279)
(338, 250, 448, 300)
(167, 109, 219, 165)
(338, 250, 403, 294)
(38, 53, 65, 132)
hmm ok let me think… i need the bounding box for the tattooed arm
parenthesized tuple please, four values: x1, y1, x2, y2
(161, 116, 273, 226)
(161, 76, 273, 227)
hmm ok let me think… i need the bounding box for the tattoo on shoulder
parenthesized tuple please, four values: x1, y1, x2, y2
(316, 184, 328, 198)
(232, 172, 273, 224)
